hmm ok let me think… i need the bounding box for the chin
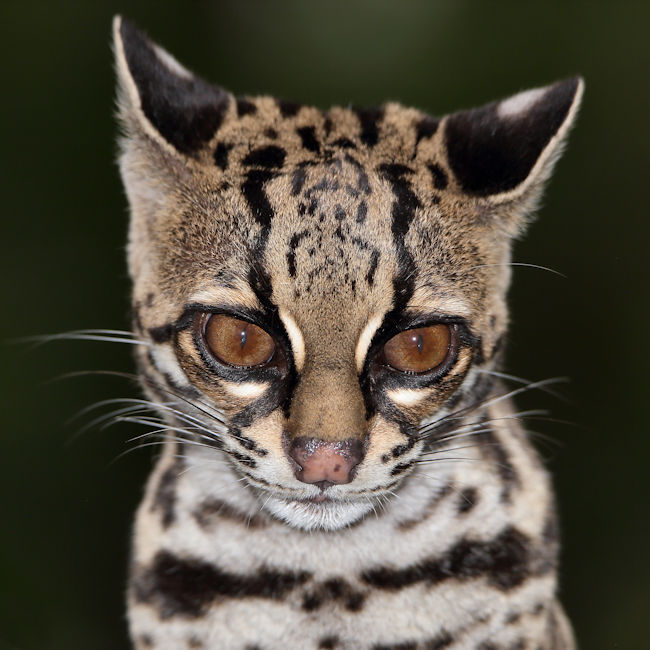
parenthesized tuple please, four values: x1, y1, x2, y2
(263, 494, 374, 531)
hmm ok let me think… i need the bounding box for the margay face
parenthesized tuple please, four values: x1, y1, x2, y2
(116, 18, 582, 531)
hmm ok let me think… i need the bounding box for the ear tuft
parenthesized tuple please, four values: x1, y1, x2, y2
(444, 77, 583, 201)
(113, 16, 231, 154)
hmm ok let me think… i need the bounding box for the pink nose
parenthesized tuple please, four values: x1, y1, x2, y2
(288, 437, 364, 489)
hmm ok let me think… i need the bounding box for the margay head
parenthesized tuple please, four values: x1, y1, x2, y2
(115, 16, 582, 532)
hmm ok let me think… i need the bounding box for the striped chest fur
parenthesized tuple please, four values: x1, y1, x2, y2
(114, 17, 582, 650)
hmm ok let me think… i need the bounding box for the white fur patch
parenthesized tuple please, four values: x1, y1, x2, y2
(223, 381, 267, 400)
(263, 495, 373, 531)
(387, 388, 429, 407)
(150, 344, 191, 388)
(498, 86, 547, 119)
(152, 43, 193, 79)
(278, 309, 305, 371)
(355, 313, 384, 372)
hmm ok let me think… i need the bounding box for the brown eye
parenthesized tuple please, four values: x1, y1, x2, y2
(202, 314, 276, 368)
(383, 324, 453, 374)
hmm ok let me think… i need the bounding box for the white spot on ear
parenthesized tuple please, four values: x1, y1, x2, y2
(387, 388, 429, 407)
(150, 344, 191, 388)
(224, 382, 267, 399)
(279, 309, 305, 371)
(152, 43, 193, 80)
(355, 313, 385, 373)
(498, 86, 547, 119)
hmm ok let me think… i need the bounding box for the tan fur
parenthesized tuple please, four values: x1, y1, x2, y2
(114, 16, 581, 649)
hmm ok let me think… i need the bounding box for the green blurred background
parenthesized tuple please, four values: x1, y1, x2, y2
(1, 1, 648, 648)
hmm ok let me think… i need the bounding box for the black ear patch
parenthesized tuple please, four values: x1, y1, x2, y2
(118, 18, 230, 154)
(444, 78, 581, 197)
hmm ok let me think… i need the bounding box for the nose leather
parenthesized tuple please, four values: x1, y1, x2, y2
(289, 437, 364, 488)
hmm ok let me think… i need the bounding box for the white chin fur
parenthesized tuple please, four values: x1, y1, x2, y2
(263, 495, 373, 531)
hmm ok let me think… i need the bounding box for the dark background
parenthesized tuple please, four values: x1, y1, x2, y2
(2, 2, 648, 648)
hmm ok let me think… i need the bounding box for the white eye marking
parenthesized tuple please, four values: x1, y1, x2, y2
(387, 388, 428, 407)
(150, 344, 191, 388)
(279, 308, 305, 371)
(355, 313, 384, 373)
(224, 382, 268, 399)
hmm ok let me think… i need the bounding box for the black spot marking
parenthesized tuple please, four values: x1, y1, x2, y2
(150, 461, 181, 527)
(506, 611, 522, 625)
(139, 634, 153, 647)
(477, 427, 519, 503)
(213, 141, 233, 170)
(415, 116, 440, 145)
(318, 636, 340, 649)
(241, 169, 277, 229)
(427, 162, 449, 190)
(287, 230, 309, 278)
(427, 631, 454, 649)
(390, 435, 417, 459)
(379, 163, 422, 242)
(345, 153, 371, 194)
(366, 249, 380, 285)
(333, 137, 356, 149)
(354, 106, 384, 147)
(119, 19, 229, 154)
(397, 483, 454, 531)
(301, 578, 366, 613)
(291, 166, 308, 196)
(230, 449, 257, 468)
(193, 498, 266, 529)
(133, 551, 310, 618)
(243, 145, 286, 168)
(278, 99, 301, 117)
(297, 125, 321, 153)
(236, 97, 257, 116)
(362, 526, 534, 591)
(391, 460, 414, 476)
(372, 643, 416, 650)
(458, 487, 479, 514)
(264, 127, 278, 139)
(356, 201, 368, 223)
(148, 323, 174, 343)
(445, 78, 580, 196)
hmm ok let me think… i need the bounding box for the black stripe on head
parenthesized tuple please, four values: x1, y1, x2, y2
(415, 116, 440, 147)
(297, 126, 321, 153)
(119, 19, 230, 154)
(132, 551, 310, 618)
(278, 99, 302, 117)
(243, 145, 286, 169)
(378, 163, 422, 242)
(213, 142, 233, 170)
(427, 162, 448, 190)
(354, 106, 384, 147)
(241, 169, 278, 230)
(236, 97, 257, 117)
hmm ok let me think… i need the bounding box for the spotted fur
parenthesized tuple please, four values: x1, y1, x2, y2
(114, 16, 582, 650)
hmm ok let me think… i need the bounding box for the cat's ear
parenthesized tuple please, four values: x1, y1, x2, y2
(442, 78, 583, 232)
(113, 15, 231, 156)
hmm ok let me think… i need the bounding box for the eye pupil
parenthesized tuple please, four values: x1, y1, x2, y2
(202, 314, 276, 368)
(383, 324, 453, 374)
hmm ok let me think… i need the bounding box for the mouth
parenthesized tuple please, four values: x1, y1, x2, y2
(261, 491, 375, 531)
